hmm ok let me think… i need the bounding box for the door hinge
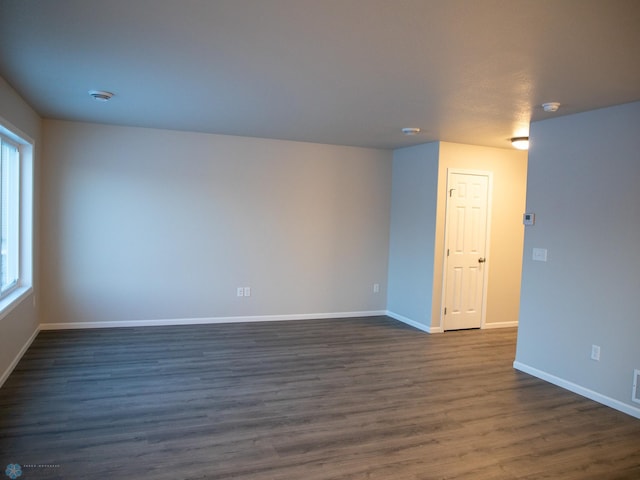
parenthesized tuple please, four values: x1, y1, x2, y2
(444, 307, 447, 315)
(447, 248, 450, 256)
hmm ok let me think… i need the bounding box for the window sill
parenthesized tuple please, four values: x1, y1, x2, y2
(0, 286, 33, 321)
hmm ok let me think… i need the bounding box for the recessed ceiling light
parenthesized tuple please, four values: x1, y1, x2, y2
(89, 90, 114, 102)
(542, 102, 560, 112)
(401, 127, 421, 135)
(510, 137, 529, 150)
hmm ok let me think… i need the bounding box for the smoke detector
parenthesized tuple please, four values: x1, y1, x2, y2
(542, 102, 560, 113)
(401, 127, 421, 135)
(89, 90, 114, 102)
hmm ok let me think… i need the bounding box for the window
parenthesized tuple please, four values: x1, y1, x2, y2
(0, 117, 33, 315)
(0, 135, 20, 297)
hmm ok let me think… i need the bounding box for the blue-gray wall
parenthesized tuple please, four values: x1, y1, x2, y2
(387, 142, 439, 328)
(516, 101, 640, 417)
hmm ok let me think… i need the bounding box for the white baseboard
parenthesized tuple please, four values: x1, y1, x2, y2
(482, 320, 518, 329)
(386, 311, 517, 333)
(0, 326, 39, 388)
(385, 310, 441, 333)
(513, 361, 640, 420)
(39, 310, 388, 330)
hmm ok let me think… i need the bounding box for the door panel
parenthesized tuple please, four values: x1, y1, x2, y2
(443, 172, 489, 331)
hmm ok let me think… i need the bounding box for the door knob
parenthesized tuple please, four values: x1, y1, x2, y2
(478, 257, 486, 263)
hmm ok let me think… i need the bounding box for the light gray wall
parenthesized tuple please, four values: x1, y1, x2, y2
(0, 76, 40, 383)
(40, 120, 392, 324)
(516, 101, 640, 413)
(387, 142, 439, 326)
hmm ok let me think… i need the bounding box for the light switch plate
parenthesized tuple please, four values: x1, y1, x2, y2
(532, 248, 547, 262)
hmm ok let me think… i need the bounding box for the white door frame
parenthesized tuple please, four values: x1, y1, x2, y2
(439, 168, 493, 331)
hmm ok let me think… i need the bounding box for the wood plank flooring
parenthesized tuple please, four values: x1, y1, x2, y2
(1, 316, 639, 479)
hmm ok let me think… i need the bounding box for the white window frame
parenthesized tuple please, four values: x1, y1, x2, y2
(0, 116, 33, 320)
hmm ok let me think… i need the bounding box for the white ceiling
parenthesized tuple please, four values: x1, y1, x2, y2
(1, 0, 639, 149)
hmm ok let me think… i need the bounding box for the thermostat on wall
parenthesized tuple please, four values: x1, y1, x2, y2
(523, 213, 535, 226)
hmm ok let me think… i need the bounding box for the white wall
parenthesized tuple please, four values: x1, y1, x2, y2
(515, 101, 640, 417)
(0, 76, 40, 385)
(387, 142, 440, 329)
(40, 120, 392, 325)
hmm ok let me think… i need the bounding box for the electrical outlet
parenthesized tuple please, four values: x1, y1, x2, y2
(591, 344, 601, 361)
(243, 287, 251, 297)
(237, 287, 244, 297)
(373, 283, 380, 293)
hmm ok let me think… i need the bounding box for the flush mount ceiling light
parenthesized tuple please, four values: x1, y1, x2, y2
(510, 137, 529, 150)
(401, 127, 421, 135)
(542, 102, 561, 113)
(88, 90, 114, 102)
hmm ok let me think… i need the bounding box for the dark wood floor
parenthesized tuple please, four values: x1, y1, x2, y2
(1, 316, 639, 479)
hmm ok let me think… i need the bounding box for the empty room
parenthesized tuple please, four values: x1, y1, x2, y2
(1, 1, 639, 479)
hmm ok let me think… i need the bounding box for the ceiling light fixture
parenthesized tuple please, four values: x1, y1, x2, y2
(401, 127, 421, 135)
(542, 102, 561, 112)
(510, 137, 529, 150)
(89, 90, 114, 102)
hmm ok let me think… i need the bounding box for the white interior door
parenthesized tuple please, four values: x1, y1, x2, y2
(443, 171, 490, 331)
